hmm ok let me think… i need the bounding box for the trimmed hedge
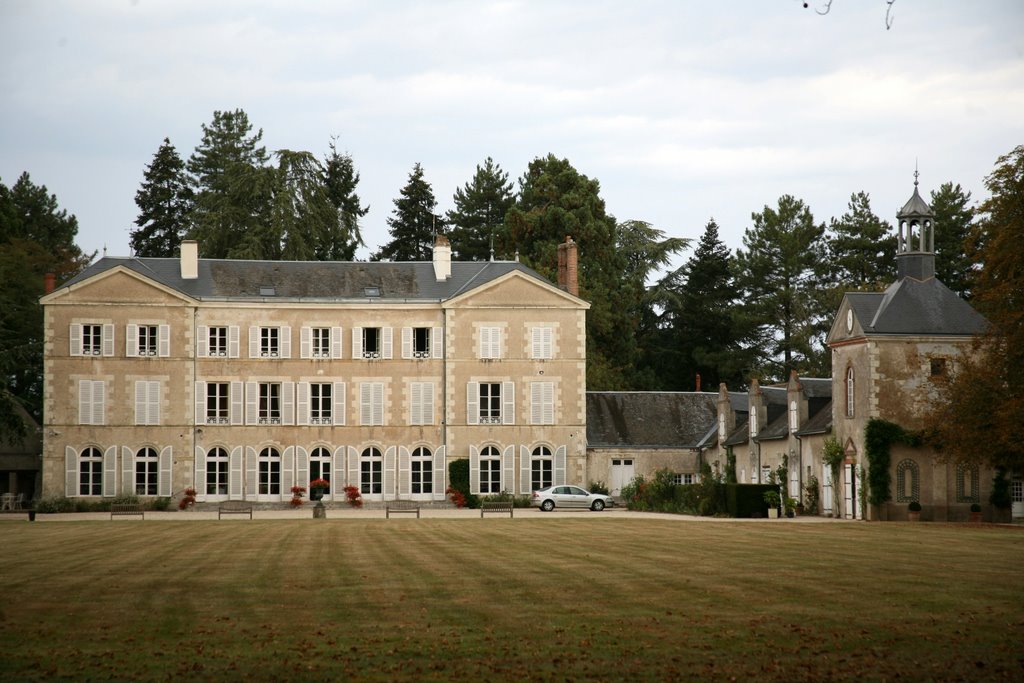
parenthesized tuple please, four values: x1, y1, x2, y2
(447, 458, 480, 509)
(726, 484, 779, 518)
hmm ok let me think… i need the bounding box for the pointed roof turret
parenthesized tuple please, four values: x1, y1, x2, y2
(895, 167, 936, 281)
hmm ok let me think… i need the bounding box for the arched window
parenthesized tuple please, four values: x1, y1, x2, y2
(411, 446, 432, 494)
(206, 447, 229, 496)
(845, 366, 855, 418)
(361, 447, 383, 494)
(135, 447, 159, 496)
(79, 447, 103, 496)
(480, 445, 501, 493)
(259, 447, 281, 495)
(531, 445, 553, 491)
(310, 447, 332, 484)
(896, 459, 919, 503)
(956, 462, 980, 503)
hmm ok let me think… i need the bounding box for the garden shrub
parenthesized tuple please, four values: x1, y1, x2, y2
(479, 492, 532, 508)
(588, 481, 610, 495)
(726, 484, 778, 518)
(448, 459, 480, 509)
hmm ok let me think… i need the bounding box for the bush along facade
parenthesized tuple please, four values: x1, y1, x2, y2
(864, 418, 921, 510)
(621, 467, 728, 516)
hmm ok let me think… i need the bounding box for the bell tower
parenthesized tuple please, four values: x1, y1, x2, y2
(895, 167, 936, 281)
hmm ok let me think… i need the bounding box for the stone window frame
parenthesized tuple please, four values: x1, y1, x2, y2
(895, 458, 920, 503)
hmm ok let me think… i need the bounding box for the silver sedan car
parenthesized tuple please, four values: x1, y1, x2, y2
(531, 485, 614, 512)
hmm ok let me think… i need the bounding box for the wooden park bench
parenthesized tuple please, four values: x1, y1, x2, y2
(385, 500, 420, 518)
(110, 503, 145, 520)
(218, 501, 253, 519)
(480, 501, 514, 518)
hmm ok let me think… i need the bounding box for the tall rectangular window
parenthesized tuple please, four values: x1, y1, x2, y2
(409, 382, 434, 425)
(530, 382, 554, 425)
(137, 325, 158, 356)
(261, 327, 279, 357)
(413, 328, 430, 358)
(134, 380, 160, 426)
(206, 382, 229, 424)
(78, 380, 105, 425)
(363, 327, 381, 358)
(82, 324, 102, 355)
(479, 327, 501, 359)
(209, 327, 228, 356)
(312, 328, 331, 358)
(310, 383, 332, 424)
(479, 383, 501, 424)
(531, 326, 553, 360)
(259, 383, 281, 424)
(359, 382, 385, 426)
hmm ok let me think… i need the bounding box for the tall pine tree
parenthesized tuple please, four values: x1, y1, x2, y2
(374, 163, 443, 261)
(735, 195, 830, 381)
(930, 182, 975, 298)
(446, 157, 515, 261)
(130, 138, 193, 257)
(321, 137, 368, 261)
(826, 191, 895, 289)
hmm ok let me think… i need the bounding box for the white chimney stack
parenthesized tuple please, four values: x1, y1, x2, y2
(433, 234, 451, 282)
(180, 240, 198, 280)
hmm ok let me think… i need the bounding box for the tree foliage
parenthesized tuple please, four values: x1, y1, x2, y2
(321, 137, 368, 261)
(929, 182, 975, 299)
(446, 157, 515, 261)
(734, 195, 830, 381)
(374, 162, 444, 261)
(826, 191, 895, 290)
(926, 145, 1024, 469)
(130, 138, 193, 257)
(0, 173, 90, 441)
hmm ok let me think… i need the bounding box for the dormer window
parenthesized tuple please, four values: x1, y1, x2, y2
(364, 286, 381, 298)
(259, 285, 276, 297)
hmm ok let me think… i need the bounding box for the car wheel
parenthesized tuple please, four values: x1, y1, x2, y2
(591, 500, 605, 511)
(541, 500, 555, 512)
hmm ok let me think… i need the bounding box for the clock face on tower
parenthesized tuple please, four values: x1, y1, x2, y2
(846, 309, 854, 333)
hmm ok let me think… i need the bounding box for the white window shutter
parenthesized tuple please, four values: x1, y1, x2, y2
(530, 382, 542, 425)
(121, 446, 134, 496)
(542, 327, 553, 358)
(409, 382, 421, 425)
(502, 381, 515, 425)
(544, 383, 554, 424)
(280, 326, 291, 358)
(554, 445, 566, 485)
(333, 447, 346, 493)
(401, 327, 412, 359)
(433, 446, 446, 500)
(491, 328, 501, 359)
(195, 381, 206, 425)
(478, 327, 489, 358)
(102, 324, 115, 356)
(382, 327, 393, 359)
(282, 381, 295, 425)
(245, 447, 258, 500)
(228, 326, 240, 358)
(126, 323, 138, 357)
(296, 447, 309, 489)
(194, 446, 207, 500)
(467, 382, 479, 425)
(135, 381, 146, 425)
(282, 446, 295, 493)
(422, 382, 434, 425)
(373, 382, 384, 425)
(331, 326, 343, 359)
(245, 382, 258, 425)
(249, 326, 259, 358)
(520, 446, 531, 494)
(469, 445, 480, 494)
(70, 323, 82, 356)
(230, 381, 243, 425)
(149, 381, 161, 425)
(398, 446, 411, 496)
(297, 382, 309, 425)
(432, 326, 443, 359)
(229, 447, 243, 500)
(360, 383, 372, 426)
(103, 446, 117, 497)
(352, 327, 362, 359)
(333, 382, 346, 425)
(158, 324, 170, 357)
(347, 446, 359, 489)
(531, 327, 542, 359)
(502, 445, 515, 493)
(79, 380, 91, 425)
(300, 326, 312, 359)
(197, 326, 208, 357)
(158, 446, 172, 496)
(65, 446, 77, 496)
(93, 381, 105, 426)
(384, 446, 396, 499)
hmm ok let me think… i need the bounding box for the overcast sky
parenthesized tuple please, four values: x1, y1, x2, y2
(2, 0, 1022, 268)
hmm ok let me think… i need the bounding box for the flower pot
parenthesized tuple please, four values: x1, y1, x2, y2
(907, 511, 921, 522)
(768, 508, 779, 519)
(310, 487, 326, 502)
(969, 511, 982, 523)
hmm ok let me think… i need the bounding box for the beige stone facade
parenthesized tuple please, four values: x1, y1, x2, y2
(41, 243, 588, 503)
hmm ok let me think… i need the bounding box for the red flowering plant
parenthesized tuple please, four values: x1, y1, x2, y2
(446, 486, 467, 508)
(309, 478, 330, 491)
(343, 485, 363, 508)
(289, 486, 306, 508)
(178, 487, 197, 510)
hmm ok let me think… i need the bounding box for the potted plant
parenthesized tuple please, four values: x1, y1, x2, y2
(785, 497, 798, 518)
(289, 485, 306, 508)
(969, 503, 982, 523)
(343, 485, 363, 508)
(309, 478, 330, 501)
(178, 487, 197, 511)
(763, 490, 781, 519)
(907, 500, 922, 522)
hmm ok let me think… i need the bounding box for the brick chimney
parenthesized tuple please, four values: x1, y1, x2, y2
(180, 240, 198, 280)
(432, 234, 451, 282)
(43, 272, 56, 294)
(556, 236, 578, 296)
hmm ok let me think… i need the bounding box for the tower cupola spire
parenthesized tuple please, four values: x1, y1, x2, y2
(895, 165, 936, 281)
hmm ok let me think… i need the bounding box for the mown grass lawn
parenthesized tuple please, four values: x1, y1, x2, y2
(1, 517, 1021, 681)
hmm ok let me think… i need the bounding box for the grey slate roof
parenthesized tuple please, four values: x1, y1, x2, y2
(796, 399, 832, 437)
(586, 392, 718, 449)
(898, 186, 934, 218)
(60, 256, 556, 302)
(847, 277, 986, 336)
